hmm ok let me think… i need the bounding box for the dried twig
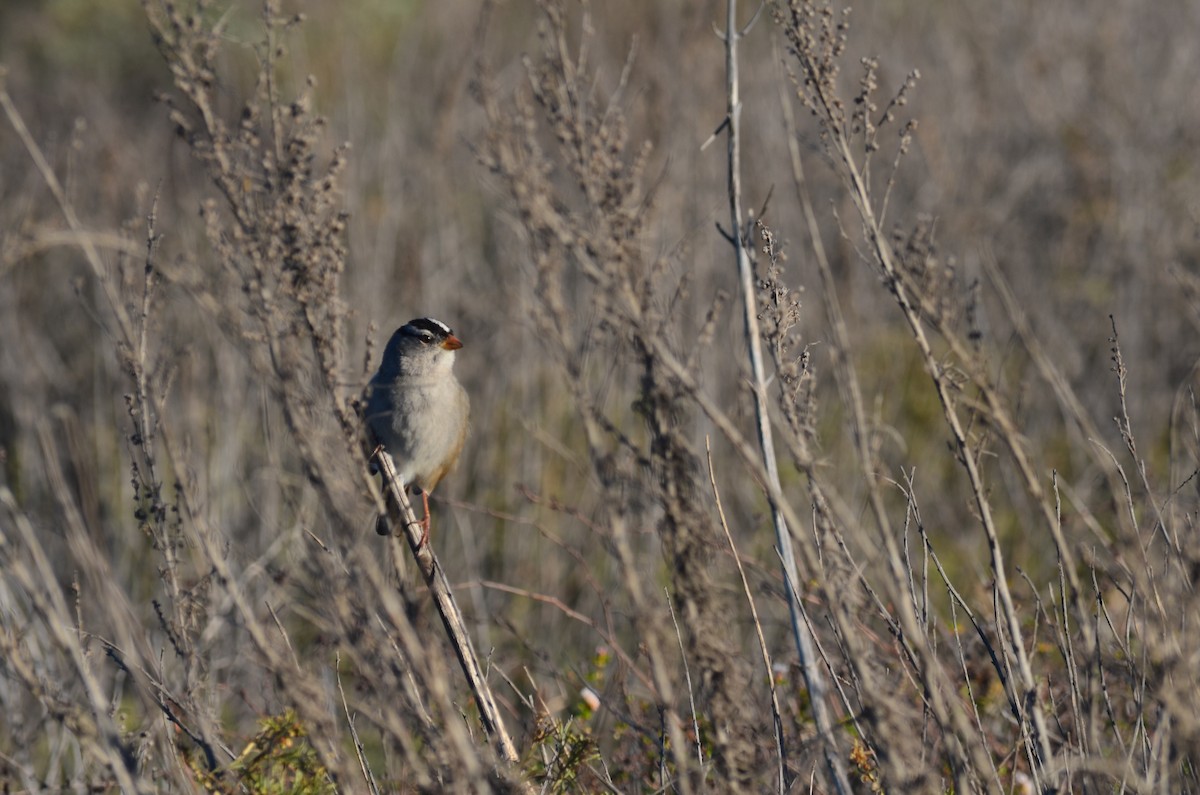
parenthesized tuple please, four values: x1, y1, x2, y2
(372, 448, 521, 766)
(717, 2, 849, 792)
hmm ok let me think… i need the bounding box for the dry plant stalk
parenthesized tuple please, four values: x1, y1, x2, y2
(480, 1, 765, 788)
(717, 1, 850, 792)
(372, 448, 520, 765)
(767, 0, 1200, 791)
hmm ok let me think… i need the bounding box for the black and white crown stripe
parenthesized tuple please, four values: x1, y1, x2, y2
(401, 317, 454, 339)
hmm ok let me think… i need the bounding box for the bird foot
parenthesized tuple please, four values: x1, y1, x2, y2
(416, 489, 432, 548)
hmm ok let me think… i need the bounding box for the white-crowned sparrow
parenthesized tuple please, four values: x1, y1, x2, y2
(364, 317, 470, 543)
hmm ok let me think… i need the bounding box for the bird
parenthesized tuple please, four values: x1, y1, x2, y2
(363, 317, 469, 546)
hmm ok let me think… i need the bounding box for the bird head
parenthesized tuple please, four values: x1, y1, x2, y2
(380, 317, 463, 378)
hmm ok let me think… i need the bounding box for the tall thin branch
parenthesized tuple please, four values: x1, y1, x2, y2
(719, 3, 850, 793)
(372, 450, 522, 768)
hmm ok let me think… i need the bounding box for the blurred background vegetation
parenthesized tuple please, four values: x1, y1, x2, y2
(2, 0, 1199, 791)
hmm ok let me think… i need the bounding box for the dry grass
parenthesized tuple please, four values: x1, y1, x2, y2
(1, 0, 1199, 792)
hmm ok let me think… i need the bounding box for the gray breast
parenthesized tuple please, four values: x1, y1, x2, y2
(365, 376, 467, 490)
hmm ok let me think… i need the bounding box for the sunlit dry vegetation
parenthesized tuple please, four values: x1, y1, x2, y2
(2, 0, 1199, 792)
